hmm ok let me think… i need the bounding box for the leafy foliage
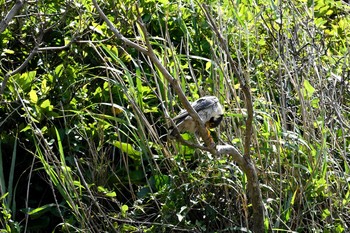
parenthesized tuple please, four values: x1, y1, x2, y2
(1, 0, 350, 232)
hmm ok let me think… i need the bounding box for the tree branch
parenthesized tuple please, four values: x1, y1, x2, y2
(0, 0, 26, 33)
(0, 33, 81, 95)
(91, 1, 148, 54)
(0, 46, 38, 95)
(216, 145, 245, 167)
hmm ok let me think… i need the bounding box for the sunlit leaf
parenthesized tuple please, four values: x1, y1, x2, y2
(89, 22, 105, 36)
(106, 191, 116, 198)
(41, 79, 50, 94)
(16, 71, 36, 91)
(20, 125, 31, 132)
(2, 49, 14, 54)
(27, 204, 57, 219)
(205, 61, 212, 70)
(29, 90, 38, 104)
(111, 141, 141, 161)
(176, 206, 187, 222)
(303, 80, 315, 98)
(121, 205, 128, 217)
(40, 99, 53, 111)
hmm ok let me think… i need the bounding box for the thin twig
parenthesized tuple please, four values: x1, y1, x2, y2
(74, 157, 118, 233)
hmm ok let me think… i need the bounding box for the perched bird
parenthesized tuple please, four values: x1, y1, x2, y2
(170, 96, 224, 137)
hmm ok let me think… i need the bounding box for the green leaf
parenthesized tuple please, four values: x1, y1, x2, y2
(2, 49, 14, 54)
(73, 180, 84, 190)
(98, 186, 116, 198)
(205, 61, 212, 70)
(105, 191, 116, 198)
(150, 175, 170, 191)
(97, 186, 107, 193)
(311, 98, 320, 108)
(121, 205, 128, 217)
(54, 64, 64, 77)
(111, 141, 141, 161)
(20, 125, 31, 132)
(41, 79, 50, 94)
(27, 204, 57, 219)
(303, 80, 315, 98)
(322, 208, 330, 220)
(40, 99, 53, 111)
(16, 71, 36, 91)
(89, 22, 105, 36)
(29, 90, 38, 104)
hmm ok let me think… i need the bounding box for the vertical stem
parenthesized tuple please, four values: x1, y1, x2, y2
(201, 4, 265, 232)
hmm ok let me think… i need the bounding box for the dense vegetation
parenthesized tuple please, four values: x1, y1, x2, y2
(1, 0, 350, 232)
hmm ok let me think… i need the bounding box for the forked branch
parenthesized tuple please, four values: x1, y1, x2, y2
(201, 4, 265, 232)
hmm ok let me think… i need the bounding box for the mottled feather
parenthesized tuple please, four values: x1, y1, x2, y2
(170, 96, 224, 136)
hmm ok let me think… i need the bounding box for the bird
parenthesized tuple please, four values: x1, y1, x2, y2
(169, 96, 224, 138)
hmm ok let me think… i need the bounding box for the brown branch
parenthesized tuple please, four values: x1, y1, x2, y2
(201, 5, 253, 156)
(91, 1, 148, 54)
(138, 21, 216, 150)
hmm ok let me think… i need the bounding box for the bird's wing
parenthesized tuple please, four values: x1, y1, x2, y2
(192, 97, 218, 113)
(172, 97, 218, 123)
(172, 109, 189, 123)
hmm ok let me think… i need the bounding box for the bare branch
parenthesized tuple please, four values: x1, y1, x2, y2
(37, 40, 74, 51)
(0, 0, 26, 33)
(201, 5, 243, 84)
(0, 35, 86, 95)
(201, 4, 264, 232)
(139, 26, 216, 149)
(0, 46, 38, 95)
(216, 145, 245, 167)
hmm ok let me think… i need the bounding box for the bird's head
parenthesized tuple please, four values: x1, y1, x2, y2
(207, 114, 224, 128)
